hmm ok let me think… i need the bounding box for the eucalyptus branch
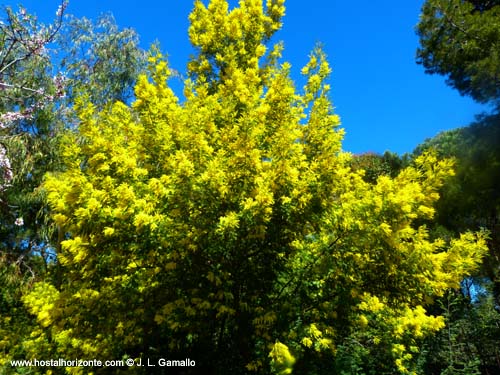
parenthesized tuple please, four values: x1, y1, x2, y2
(0, 36, 16, 70)
(0, 81, 43, 93)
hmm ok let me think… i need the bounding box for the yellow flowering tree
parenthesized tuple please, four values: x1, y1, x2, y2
(20, 0, 487, 374)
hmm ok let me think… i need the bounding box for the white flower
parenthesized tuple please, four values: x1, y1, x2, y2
(56, 1, 69, 17)
(0, 145, 13, 187)
(15, 217, 24, 226)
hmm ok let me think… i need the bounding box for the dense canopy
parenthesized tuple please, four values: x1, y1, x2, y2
(417, 0, 500, 107)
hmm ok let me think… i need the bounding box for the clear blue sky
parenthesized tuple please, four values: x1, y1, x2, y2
(13, 0, 490, 154)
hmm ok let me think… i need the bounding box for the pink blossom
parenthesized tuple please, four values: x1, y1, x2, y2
(0, 110, 34, 128)
(56, 1, 69, 18)
(0, 145, 13, 189)
(53, 74, 67, 98)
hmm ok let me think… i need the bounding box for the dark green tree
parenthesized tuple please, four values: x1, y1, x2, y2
(416, 0, 500, 107)
(414, 113, 500, 291)
(350, 151, 408, 184)
(413, 112, 500, 374)
(419, 285, 500, 375)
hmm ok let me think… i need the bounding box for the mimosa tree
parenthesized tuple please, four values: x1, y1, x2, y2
(19, 1, 487, 374)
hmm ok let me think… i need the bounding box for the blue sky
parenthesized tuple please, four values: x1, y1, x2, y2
(13, 0, 490, 154)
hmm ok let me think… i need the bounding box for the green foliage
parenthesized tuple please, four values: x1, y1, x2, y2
(416, 0, 500, 107)
(414, 113, 500, 298)
(350, 151, 408, 184)
(0, 254, 40, 369)
(56, 13, 147, 107)
(436, 291, 482, 375)
(419, 286, 500, 375)
(414, 114, 500, 229)
(413, 113, 500, 375)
